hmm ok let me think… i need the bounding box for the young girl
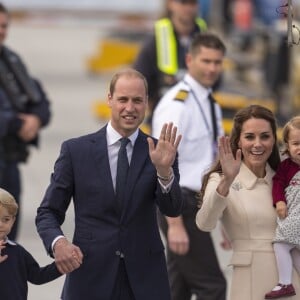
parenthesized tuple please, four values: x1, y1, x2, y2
(265, 116, 300, 299)
(0, 188, 62, 299)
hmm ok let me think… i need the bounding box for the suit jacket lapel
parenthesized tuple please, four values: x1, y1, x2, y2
(91, 126, 118, 213)
(121, 131, 150, 219)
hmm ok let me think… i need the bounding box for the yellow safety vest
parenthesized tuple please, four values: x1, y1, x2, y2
(155, 18, 207, 75)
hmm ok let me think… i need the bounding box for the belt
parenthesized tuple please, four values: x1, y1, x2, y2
(232, 239, 273, 252)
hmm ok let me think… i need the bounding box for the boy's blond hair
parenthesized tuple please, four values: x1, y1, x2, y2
(0, 188, 18, 216)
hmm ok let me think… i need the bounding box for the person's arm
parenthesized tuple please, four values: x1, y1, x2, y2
(196, 173, 227, 231)
(23, 246, 63, 284)
(0, 90, 23, 138)
(18, 79, 51, 144)
(275, 201, 287, 219)
(157, 160, 189, 255)
(216, 136, 241, 196)
(272, 161, 288, 219)
(219, 226, 232, 250)
(147, 122, 183, 217)
(52, 237, 83, 274)
(196, 136, 242, 231)
(148, 122, 181, 184)
(27, 79, 51, 128)
(166, 216, 189, 255)
(35, 141, 83, 274)
(151, 98, 188, 253)
(17, 113, 41, 142)
(0, 48, 50, 139)
(157, 168, 175, 192)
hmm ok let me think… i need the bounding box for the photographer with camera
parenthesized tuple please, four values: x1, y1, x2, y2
(0, 3, 51, 240)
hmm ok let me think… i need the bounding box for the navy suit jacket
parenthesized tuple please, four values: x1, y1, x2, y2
(36, 126, 183, 300)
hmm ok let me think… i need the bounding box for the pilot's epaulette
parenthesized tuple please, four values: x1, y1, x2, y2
(174, 89, 189, 102)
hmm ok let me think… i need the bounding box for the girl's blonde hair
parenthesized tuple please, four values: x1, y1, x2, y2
(281, 116, 300, 156)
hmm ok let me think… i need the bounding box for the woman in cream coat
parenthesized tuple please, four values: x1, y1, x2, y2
(196, 105, 300, 300)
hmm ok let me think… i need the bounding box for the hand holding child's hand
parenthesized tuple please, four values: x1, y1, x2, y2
(54, 238, 83, 274)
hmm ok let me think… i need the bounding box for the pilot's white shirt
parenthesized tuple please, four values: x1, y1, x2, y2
(152, 73, 224, 192)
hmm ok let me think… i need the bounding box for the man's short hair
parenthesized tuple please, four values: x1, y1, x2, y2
(109, 68, 148, 96)
(0, 188, 18, 216)
(189, 33, 226, 56)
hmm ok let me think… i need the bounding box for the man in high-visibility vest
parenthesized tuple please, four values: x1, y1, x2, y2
(133, 0, 206, 123)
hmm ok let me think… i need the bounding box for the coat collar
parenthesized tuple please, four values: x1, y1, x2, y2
(90, 125, 116, 200)
(2, 237, 17, 246)
(235, 162, 274, 190)
(90, 126, 109, 163)
(106, 121, 139, 147)
(89, 125, 150, 182)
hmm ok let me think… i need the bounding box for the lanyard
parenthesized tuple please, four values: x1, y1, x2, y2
(208, 93, 218, 142)
(183, 80, 218, 141)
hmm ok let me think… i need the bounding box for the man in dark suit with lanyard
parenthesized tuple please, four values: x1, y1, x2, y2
(36, 68, 184, 300)
(152, 33, 227, 300)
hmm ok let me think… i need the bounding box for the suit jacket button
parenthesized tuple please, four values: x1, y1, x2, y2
(115, 250, 121, 256)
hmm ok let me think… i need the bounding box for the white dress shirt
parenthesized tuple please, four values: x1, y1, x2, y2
(106, 122, 138, 191)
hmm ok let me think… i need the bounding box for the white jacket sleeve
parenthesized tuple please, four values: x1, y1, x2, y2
(196, 172, 228, 231)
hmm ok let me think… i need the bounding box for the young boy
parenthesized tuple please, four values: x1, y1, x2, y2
(0, 188, 62, 299)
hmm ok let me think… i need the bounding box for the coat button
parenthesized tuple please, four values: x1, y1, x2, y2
(115, 250, 121, 256)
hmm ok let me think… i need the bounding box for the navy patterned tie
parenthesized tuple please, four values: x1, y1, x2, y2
(115, 137, 130, 208)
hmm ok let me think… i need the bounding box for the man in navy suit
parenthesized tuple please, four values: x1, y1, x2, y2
(36, 68, 184, 300)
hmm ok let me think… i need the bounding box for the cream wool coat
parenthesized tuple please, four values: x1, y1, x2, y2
(196, 163, 300, 300)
